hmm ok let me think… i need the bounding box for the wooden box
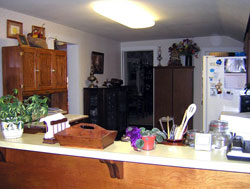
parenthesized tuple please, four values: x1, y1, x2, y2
(54, 123, 117, 149)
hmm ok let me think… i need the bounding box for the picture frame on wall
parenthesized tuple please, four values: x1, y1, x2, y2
(91, 51, 104, 74)
(7, 19, 23, 38)
(17, 34, 30, 47)
(32, 25, 46, 39)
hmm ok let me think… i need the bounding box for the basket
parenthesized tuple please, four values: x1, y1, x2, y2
(54, 123, 117, 149)
(27, 36, 48, 49)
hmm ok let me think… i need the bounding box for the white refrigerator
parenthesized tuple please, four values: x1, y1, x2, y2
(202, 56, 246, 132)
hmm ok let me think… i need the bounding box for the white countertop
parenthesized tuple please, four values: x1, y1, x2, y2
(1, 133, 250, 174)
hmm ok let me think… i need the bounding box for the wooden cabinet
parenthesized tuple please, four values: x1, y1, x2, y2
(2, 46, 68, 111)
(154, 67, 194, 129)
(1, 147, 250, 188)
(21, 48, 54, 91)
(84, 87, 127, 139)
(53, 50, 67, 89)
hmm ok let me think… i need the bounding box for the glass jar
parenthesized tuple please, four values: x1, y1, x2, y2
(209, 120, 231, 149)
(186, 130, 204, 147)
(186, 130, 197, 147)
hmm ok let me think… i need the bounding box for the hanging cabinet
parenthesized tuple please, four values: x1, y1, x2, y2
(2, 46, 68, 112)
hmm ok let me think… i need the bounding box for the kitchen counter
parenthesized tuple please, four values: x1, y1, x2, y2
(0, 133, 249, 173)
(1, 133, 250, 188)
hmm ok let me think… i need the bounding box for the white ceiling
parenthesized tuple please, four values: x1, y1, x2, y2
(0, 0, 249, 42)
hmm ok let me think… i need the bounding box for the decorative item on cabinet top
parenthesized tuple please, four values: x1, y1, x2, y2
(168, 39, 200, 67)
(157, 46, 163, 67)
(17, 34, 29, 47)
(168, 43, 182, 67)
(88, 64, 98, 88)
(32, 24, 46, 39)
(27, 23, 48, 49)
(178, 39, 200, 67)
(7, 19, 23, 39)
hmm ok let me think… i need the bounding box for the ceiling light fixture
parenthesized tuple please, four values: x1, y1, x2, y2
(92, 0, 155, 29)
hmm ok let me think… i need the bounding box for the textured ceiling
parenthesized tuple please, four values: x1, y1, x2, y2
(0, 0, 249, 42)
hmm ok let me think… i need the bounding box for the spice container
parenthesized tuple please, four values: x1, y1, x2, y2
(186, 130, 197, 147)
(186, 130, 204, 147)
(209, 120, 231, 149)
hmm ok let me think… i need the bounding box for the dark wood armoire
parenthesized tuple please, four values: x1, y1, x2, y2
(154, 66, 194, 130)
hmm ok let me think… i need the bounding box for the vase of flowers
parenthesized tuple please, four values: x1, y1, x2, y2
(178, 39, 200, 66)
(125, 127, 166, 151)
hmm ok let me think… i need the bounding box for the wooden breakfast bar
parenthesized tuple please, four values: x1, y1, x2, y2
(0, 133, 250, 188)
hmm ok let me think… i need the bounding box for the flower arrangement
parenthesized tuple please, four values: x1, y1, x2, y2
(125, 126, 166, 151)
(178, 39, 200, 58)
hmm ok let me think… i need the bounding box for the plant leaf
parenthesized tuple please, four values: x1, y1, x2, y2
(156, 135, 164, 143)
(135, 139, 144, 149)
(156, 131, 167, 140)
(152, 128, 160, 133)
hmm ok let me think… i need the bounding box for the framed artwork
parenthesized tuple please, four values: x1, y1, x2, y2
(32, 25, 46, 39)
(7, 19, 23, 38)
(91, 51, 104, 74)
(16, 34, 29, 47)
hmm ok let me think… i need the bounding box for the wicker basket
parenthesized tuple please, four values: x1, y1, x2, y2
(27, 36, 48, 49)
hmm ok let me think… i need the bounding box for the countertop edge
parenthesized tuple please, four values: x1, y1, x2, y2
(1, 137, 250, 174)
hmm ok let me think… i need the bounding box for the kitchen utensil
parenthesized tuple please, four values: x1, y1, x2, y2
(175, 110, 187, 139)
(159, 116, 174, 139)
(170, 124, 176, 140)
(166, 116, 170, 139)
(175, 104, 197, 140)
(159, 117, 167, 136)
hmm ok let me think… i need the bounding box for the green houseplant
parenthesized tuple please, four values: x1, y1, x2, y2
(0, 89, 48, 139)
(126, 127, 166, 151)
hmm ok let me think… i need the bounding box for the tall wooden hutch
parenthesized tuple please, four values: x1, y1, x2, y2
(154, 66, 194, 129)
(2, 46, 68, 112)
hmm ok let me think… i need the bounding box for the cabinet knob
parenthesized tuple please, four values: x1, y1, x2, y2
(35, 69, 39, 72)
(52, 69, 56, 72)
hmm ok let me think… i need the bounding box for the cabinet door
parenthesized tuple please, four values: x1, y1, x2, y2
(53, 51, 67, 89)
(84, 88, 102, 125)
(154, 68, 173, 129)
(22, 48, 37, 91)
(172, 68, 193, 128)
(36, 49, 53, 90)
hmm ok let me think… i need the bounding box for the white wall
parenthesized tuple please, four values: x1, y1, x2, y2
(0, 7, 121, 114)
(121, 36, 244, 131)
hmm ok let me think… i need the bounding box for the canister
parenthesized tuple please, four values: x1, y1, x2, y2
(209, 120, 231, 149)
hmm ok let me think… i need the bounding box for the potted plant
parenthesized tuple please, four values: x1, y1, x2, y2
(125, 127, 166, 151)
(0, 89, 48, 139)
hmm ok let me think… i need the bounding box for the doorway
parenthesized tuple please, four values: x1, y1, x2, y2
(124, 51, 154, 128)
